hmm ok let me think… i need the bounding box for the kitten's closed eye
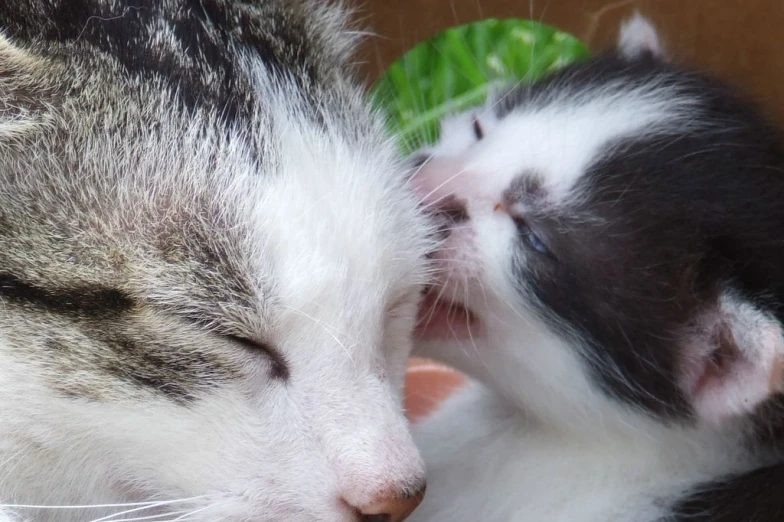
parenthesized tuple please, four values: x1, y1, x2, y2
(514, 218, 552, 258)
(472, 118, 484, 141)
(227, 335, 290, 380)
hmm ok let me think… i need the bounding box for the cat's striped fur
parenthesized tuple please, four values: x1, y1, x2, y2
(0, 1, 432, 520)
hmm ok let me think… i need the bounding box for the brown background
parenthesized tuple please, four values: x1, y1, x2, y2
(357, 0, 784, 124)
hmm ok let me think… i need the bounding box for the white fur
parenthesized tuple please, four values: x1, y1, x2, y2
(410, 383, 753, 522)
(618, 13, 666, 60)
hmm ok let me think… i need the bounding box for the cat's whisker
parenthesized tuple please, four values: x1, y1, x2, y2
(0, 497, 205, 512)
(169, 499, 233, 521)
(87, 497, 206, 522)
(94, 509, 193, 522)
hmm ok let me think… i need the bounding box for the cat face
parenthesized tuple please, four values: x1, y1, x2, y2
(0, 2, 431, 521)
(412, 16, 784, 430)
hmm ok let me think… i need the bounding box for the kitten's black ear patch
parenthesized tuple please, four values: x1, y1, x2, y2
(617, 13, 667, 61)
(670, 463, 784, 522)
(678, 291, 784, 425)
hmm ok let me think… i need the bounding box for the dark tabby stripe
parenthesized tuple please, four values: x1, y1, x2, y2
(0, 0, 326, 124)
(0, 273, 134, 318)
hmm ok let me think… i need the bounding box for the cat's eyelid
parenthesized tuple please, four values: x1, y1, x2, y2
(227, 334, 290, 381)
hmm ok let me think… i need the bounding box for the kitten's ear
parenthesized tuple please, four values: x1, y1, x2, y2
(617, 13, 667, 61)
(679, 291, 784, 425)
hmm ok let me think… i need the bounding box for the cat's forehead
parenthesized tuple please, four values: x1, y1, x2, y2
(138, 144, 429, 336)
(253, 139, 432, 319)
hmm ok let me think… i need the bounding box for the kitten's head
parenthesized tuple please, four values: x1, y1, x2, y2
(413, 15, 784, 430)
(0, 2, 431, 521)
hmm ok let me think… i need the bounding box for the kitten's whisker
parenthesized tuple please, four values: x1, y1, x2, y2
(462, 273, 484, 369)
(417, 166, 473, 206)
(404, 151, 437, 184)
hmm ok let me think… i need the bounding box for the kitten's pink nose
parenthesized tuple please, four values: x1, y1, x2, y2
(410, 156, 470, 241)
(434, 195, 469, 224)
(348, 482, 427, 522)
(410, 156, 467, 208)
(420, 193, 469, 242)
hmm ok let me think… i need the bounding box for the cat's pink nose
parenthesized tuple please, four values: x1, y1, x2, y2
(348, 481, 426, 522)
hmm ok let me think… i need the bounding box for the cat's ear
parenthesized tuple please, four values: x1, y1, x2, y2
(679, 291, 784, 425)
(617, 13, 667, 61)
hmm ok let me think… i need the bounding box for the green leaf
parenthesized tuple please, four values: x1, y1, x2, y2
(370, 19, 591, 154)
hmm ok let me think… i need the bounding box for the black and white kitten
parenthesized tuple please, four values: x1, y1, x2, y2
(410, 15, 784, 522)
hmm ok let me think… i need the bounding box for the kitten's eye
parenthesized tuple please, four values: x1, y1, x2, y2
(472, 117, 484, 141)
(227, 335, 290, 381)
(515, 220, 551, 256)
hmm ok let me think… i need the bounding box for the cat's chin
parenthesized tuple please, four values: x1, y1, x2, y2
(416, 288, 483, 340)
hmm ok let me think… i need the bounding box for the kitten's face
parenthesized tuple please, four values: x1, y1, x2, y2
(412, 19, 784, 429)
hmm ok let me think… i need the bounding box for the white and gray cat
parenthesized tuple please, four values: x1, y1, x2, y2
(0, 1, 434, 521)
(410, 15, 784, 522)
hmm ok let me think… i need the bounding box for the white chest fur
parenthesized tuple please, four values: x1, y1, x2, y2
(410, 382, 753, 522)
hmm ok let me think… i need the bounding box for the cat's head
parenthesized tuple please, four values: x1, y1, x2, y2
(412, 15, 784, 431)
(0, 2, 432, 521)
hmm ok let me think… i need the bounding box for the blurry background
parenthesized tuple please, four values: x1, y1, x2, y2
(358, 0, 784, 124)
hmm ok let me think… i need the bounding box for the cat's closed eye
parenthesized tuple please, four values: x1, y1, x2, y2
(227, 335, 290, 380)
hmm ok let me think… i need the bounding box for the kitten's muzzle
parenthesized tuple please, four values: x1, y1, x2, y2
(428, 195, 469, 241)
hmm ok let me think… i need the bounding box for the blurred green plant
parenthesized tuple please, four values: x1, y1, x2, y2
(370, 19, 591, 154)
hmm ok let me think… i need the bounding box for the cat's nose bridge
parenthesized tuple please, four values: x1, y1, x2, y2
(334, 435, 427, 522)
(312, 369, 427, 521)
